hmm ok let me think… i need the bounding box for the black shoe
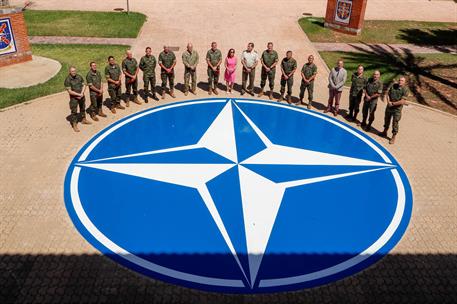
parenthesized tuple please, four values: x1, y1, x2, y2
(152, 93, 159, 101)
(361, 122, 367, 128)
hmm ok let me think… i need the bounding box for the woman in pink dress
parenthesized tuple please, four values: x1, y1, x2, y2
(224, 49, 237, 93)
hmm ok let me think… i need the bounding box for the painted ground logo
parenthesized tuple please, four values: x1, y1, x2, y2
(64, 98, 412, 293)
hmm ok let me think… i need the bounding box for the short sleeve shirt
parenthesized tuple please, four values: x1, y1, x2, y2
(365, 78, 383, 100)
(281, 57, 297, 74)
(159, 51, 176, 69)
(105, 64, 122, 83)
(388, 84, 409, 109)
(122, 57, 138, 75)
(261, 50, 279, 68)
(241, 50, 259, 68)
(206, 49, 222, 67)
(139, 55, 156, 77)
(182, 50, 199, 67)
(301, 63, 317, 80)
(350, 73, 368, 96)
(64, 74, 84, 94)
(86, 70, 102, 93)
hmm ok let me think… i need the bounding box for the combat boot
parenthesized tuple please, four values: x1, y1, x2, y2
(278, 95, 284, 102)
(258, 90, 264, 97)
(125, 100, 130, 107)
(111, 107, 116, 114)
(71, 122, 80, 133)
(213, 88, 219, 95)
(269, 91, 273, 100)
(389, 135, 396, 145)
(133, 97, 142, 105)
(307, 101, 312, 109)
(208, 89, 212, 95)
(98, 109, 107, 117)
(152, 93, 159, 100)
(90, 112, 99, 121)
(380, 128, 388, 138)
(184, 91, 189, 96)
(161, 91, 165, 99)
(287, 95, 292, 104)
(170, 90, 176, 98)
(116, 104, 125, 110)
(81, 118, 92, 125)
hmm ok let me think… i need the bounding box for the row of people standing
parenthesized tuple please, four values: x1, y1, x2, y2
(64, 42, 408, 144)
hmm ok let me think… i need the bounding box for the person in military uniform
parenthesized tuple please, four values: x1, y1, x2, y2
(139, 46, 158, 102)
(278, 51, 297, 104)
(122, 50, 141, 106)
(105, 56, 124, 113)
(381, 76, 409, 144)
(258, 42, 279, 100)
(86, 62, 106, 121)
(158, 45, 177, 99)
(347, 65, 368, 122)
(361, 70, 383, 131)
(299, 55, 317, 109)
(182, 42, 199, 96)
(64, 66, 91, 132)
(241, 42, 259, 96)
(206, 42, 222, 95)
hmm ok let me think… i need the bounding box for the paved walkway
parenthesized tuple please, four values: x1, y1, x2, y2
(1, 1, 457, 303)
(29, 36, 135, 46)
(313, 42, 457, 54)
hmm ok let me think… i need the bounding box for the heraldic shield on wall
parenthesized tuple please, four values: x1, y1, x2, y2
(334, 0, 353, 25)
(0, 18, 17, 56)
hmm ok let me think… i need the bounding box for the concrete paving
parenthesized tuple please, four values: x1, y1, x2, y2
(1, 0, 457, 303)
(313, 42, 457, 54)
(0, 55, 61, 88)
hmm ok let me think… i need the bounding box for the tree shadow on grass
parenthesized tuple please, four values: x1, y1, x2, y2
(397, 28, 457, 52)
(345, 43, 457, 111)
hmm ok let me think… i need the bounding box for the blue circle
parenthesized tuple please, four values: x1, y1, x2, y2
(64, 98, 413, 293)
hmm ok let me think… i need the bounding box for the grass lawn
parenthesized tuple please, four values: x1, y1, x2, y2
(24, 10, 147, 38)
(0, 44, 127, 109)
(299, 17, 457, 45)
(319, 51, 457, 114)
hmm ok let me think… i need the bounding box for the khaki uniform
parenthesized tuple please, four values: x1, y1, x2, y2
(159, 51, 176, 91)
(280, 57, 297, 96)
(206, 49, 222, 90)
(139, 55, 157, 95)
(384, 84, 409, 135)
(348, 73, 368, 118)
(86, 69, 103, 115)
(362, 78, 383, 125)
(260, 50, 279, 91)
(299, 63, 317, 102)
(122, 57, 139, 98)
(182, 50, 199, 92)
(105, 63, 122, 107)
(64, 74, 86, 124)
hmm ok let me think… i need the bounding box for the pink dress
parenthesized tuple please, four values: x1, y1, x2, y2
(224, 56, 237, 83)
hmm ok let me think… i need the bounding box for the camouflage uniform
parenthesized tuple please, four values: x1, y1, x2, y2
(280, 57, 297, 96)
(362, 77, 383, 125)
(384, 84, 409, 135)
(348, 72, 368, 119)
(299, 63, 317, 102)
(86, 69, 103, 115)
(206, 48, 222, 90)
(158, 51, 176, 92)
(182, 50, 199, 93)
(105, 63, 122, 107)
(122, 57, 139, 99)
(139, 54, 157, 95)
(64, 74, 85, 124)
(260, 50, 279, 91)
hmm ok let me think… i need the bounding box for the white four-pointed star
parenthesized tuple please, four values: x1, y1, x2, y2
(77, 100, 394, 287)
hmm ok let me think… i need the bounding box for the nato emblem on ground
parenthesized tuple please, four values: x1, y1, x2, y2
(64, 98, 413, 293)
